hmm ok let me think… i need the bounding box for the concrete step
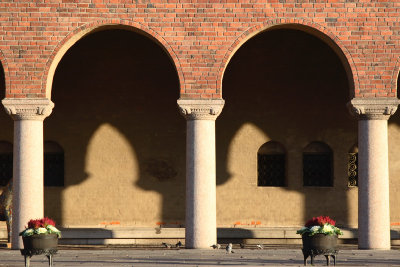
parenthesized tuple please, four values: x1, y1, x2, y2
(1, 226, 399, 245)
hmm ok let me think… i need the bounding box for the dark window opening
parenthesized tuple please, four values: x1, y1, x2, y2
(0, 141, 12, 186)
(44, 141, 64, 187)
(257, 141, 286, 187)
(303, 142, 333, 187)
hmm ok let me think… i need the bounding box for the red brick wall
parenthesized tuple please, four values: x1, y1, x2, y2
(0, 1, 399, 99)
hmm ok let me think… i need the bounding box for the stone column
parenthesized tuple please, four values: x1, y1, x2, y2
(1, 98, 54, 249)
(349, 98, 400, 250)
(177, 99, 224, 249)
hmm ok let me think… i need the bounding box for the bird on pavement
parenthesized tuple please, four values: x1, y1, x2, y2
(162, 242, 172, 248)
(175, 241, 183, 248)
(226, 243, 234, 253)
(211, 244, 221, 249)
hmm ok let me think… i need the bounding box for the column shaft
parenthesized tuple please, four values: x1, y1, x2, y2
(349, 98, 399, 250)
(12, 120, 45, 249)
(177, 99, 224, 249)
(2, 98, 54, 250)
(186, 119, 216, 248)
(358, 119, 390, 249)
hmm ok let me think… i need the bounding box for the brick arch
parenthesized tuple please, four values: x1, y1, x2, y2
(218, 19, 358, 98)
(44, 19, 183, 99)
(0, 49, 10, 98)
(392, 57, 400, 97)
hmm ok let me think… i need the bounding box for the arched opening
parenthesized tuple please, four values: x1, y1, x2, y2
(45, 28, 185, 228)
(0, 62, 13, 193)
(218, 26, 356, 227)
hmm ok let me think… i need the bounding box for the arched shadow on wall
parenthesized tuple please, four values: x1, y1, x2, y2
(45, 29, 185, 226)
(218, 29, 357, 227)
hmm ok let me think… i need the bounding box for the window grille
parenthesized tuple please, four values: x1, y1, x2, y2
(257, 141, 286, 187)
(303, 142, 333, 187)
(348, 152, 358, 187)
(348, 144, 358, 187)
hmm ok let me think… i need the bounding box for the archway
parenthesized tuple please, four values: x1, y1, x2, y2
(45, 27, 185, 228)
(218, 26, 357, 228)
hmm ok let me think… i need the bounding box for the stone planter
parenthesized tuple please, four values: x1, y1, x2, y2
(22, 233, 58, 251)
(21, 234, 58, 267)
(301, 233, 338, 266)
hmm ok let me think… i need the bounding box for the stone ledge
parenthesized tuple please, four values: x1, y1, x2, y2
(1, 227, 399, 240)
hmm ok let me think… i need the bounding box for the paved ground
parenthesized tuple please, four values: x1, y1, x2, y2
(0, 245, 400, 266)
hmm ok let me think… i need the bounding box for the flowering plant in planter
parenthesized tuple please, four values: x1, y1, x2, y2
(19, 217, 61, 238)
(296, 216, 343, 236)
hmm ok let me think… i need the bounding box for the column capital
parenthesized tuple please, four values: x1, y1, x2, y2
(177, 99, 225, 120)
(348, 98, 400, 120)
(2, 98, 54, 121)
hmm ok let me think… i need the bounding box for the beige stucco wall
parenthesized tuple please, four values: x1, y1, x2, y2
(388, 118, 400, 226)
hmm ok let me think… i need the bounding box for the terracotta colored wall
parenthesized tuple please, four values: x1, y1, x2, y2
(0, 1, 398, 99)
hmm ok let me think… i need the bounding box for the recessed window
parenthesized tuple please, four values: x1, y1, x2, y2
(348, 144, 358, 187)
(0, 141, 12, 186)
(257, 141, 286, 187)
(303, 142, 333, 187)
(44, 141, 64, 187)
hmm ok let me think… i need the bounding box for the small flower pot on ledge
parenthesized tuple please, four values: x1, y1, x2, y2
(19, 217, 61, 267)
(301, 233, 338, 265)
(297, 216, 342, 266)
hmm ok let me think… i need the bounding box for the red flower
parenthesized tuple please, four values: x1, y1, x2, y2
(305, 216, 336, 227)
(41, 217, 56, 227)
(27, 219, 41, 229)
(26, 217, 56, 229)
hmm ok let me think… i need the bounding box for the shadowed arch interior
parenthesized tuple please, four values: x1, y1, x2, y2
(0, 62, 13, 189)
(218, 28, 357, 227)
(45, 29, 184, 226)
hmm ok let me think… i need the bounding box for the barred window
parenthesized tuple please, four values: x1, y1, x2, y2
(257, 141, 286, 187)
(0, 141, 12, 186)
(303, 142, 333, 187)
(44, 141, 64, 187)
(348, 144, 358, 187)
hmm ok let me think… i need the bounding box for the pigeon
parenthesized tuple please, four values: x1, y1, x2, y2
(226, 243, 234, 253)
(211, 244, 221, 249)
(162, 242, 172, 248)
(256, 244, 264, 249)
(175, 241, 183, 248)
(240, 243, 245, 249)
